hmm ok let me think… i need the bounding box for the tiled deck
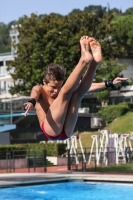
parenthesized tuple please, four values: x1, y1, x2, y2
(0, 172, 133, 188)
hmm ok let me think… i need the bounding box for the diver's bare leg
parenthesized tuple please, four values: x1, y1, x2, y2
(64, 38, 102, 137)
(43, 36, 93, 136)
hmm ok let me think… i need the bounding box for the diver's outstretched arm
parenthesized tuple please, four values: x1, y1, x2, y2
(89, 77, 129, 92)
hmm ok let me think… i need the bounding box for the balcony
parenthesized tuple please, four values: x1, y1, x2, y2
(0, 66, 15, 77)
(0, 53, 14, 62)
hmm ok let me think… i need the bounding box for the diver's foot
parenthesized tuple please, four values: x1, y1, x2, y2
(90, 38, 102, 63)
(80, 36, 93, 64)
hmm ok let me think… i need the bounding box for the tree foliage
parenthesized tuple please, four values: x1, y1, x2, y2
(110, 14, 133, 56)
(0, 21, 16, 53)
(9, 12, 123, 95)
(84, 5, 107, 18)
(95, 59, 128, 103)
(123, 7, 133, 15)
(0, 6, 132, 97)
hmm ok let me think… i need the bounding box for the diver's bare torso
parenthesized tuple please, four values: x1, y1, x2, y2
(35, 86, 54, 127)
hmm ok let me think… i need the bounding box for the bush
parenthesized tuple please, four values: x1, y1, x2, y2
(98, 102, 133, 124)
(0, 143, 67, 159)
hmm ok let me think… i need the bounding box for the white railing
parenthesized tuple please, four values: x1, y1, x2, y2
(120, 85, 133, 91)
(78, 107, 90, 113)
(0, 66, 15, 77)
(0, 52, 11, 56)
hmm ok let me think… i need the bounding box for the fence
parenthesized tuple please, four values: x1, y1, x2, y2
(0, 150, 47, 173)
(67, 147, 133, 172)
(0, 148, 132, 173)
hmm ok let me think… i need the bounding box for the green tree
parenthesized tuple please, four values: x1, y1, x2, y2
(69, 9, 82, 15)
(8, 12, 128, 96)
(0, 23, 10, 53)
(124, 7, 133, 15)
(0, 21, 16, 53)
(95, 59, 128, 105)
(110, 14, 133, 57)
(84, 5, 107, 18)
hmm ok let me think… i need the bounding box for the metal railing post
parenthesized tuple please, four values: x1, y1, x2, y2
(95, 153, 97, 172)
(82, 153, 86, 172)
(27, 150, 30, 173)
(6, 152, 11, 173)
(12, 150, 15, 172)
(67, 149, 71, 170)
(44, 150, 47, 172)
(33, 151, 36, 172)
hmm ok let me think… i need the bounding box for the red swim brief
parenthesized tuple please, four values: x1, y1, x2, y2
(41, 121, 69, 141)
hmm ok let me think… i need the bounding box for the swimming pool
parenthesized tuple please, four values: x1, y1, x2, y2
(0, 181, 133, 200)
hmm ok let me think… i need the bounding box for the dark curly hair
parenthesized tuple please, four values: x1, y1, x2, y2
(43, 64, 66, 83)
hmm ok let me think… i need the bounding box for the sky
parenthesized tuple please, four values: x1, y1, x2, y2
(0, 0, 132, 24)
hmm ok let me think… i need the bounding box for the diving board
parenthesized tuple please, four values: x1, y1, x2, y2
(0, 112, 36, 118)
(0, 112, 36, 132)
(0, 124, 16, 132)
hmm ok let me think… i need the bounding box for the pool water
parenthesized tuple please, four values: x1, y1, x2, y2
(0, 181, 133, 200)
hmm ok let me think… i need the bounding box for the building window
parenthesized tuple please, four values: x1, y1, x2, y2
(0, 61, 3, 67)
(81, 98, 101, 113)
(4, 81, 6, 93)
(124, 97, 131, 102)
(109, 97, 132, 105)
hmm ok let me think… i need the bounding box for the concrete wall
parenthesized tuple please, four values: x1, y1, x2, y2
(0, 132, 10, 144)
(47, 156, 67, 166)
(0, 158, 27, 169)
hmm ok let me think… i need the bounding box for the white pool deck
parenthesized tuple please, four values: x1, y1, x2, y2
(0, 172, 133, 188)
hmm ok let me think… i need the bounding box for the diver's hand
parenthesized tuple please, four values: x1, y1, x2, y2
(24, 102, 34, 116)
(113, 77, 129, 85)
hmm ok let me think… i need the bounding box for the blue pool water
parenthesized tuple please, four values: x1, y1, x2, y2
(0, 181, 133, 200)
